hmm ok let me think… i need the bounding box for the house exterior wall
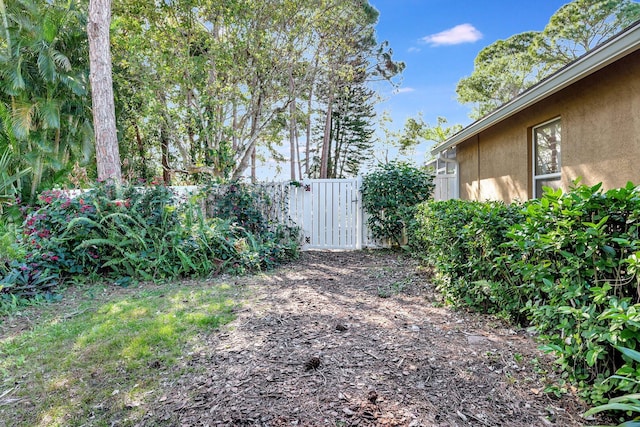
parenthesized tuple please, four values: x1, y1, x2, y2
(456, 50, 640, 203)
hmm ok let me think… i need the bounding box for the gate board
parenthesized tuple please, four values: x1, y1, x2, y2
(287, 178, 369, 250)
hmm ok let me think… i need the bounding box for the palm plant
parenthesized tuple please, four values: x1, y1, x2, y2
(0, 148, 30, 212)
(0, 0, 92, 200)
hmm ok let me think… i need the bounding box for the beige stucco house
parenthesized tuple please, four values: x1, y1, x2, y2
(432, 21, 640, 203)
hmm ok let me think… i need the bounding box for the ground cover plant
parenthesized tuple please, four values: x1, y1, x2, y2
(0, 182, 300, 313)
(0, 278, 239, 426)
(410, 182, 640, 417)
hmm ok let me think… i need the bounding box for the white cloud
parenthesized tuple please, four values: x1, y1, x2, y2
(394, 87, 415, 94)
(421, 23, 482, 47)
(407, 47, 421, 53)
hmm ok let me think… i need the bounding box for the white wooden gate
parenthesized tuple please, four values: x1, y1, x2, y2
(286, 178, 373, 250)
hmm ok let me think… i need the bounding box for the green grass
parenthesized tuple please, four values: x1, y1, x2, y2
(0, 280, 240, 426)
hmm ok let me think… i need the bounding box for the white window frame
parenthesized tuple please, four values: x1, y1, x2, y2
(532, 117, 562, 198)
(427, 148, 459, 201)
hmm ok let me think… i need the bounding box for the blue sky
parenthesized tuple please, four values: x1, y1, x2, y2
(370, 0, 570, 135)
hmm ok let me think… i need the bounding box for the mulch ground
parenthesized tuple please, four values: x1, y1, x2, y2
(152, 250, 599, 426)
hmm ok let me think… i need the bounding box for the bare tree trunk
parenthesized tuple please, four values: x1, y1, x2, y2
(88, 0, 121, 183)
(304, 93, 313, 177)
(289, 71, 297, 181)
(54, 129, 60, 158)
(161, 128, 171, 185)
(0, 0, 11, 55)
(319, 94, 333, 179)
(332, 119, 342, 178)
(134, 122, 148, 179)
(251, 147, 256, 183)
(296, 125, 302, 180)
(231, 95, 264, 181)
(304, 52, 321, 177)
(232, 101, 238, 151)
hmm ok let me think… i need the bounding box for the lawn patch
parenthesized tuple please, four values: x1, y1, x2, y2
(0, 280, 240, 427)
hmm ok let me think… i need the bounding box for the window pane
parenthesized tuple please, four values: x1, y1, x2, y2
(535, 120, 561, 175)
(446, 162, 456, 174)
(535, 177, 562, 198)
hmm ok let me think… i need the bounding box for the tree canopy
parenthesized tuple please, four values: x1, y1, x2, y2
(0, 0, 403, 198)
(111, 0, 403, 183)
(456, 0, 640, 119)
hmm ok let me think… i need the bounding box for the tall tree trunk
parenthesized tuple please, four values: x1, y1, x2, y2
(231, 94, 263, 181)
(250, 146, 256, 183)
(88, 0, 121, 183)
(232, 101, 238, 151)
(0, 0, 11, 56)
(319, 93, 333, 179)
(289, 70, 297, 181)
(296, 125, 302, 181)
(304, 93, 313, 177)
(134, 122, 148, 179)
(30, 157, 40, 198)
(332, 118, 342, 179)
(304, 52, 321, 177)
(161, 127, 171, 185)
(54, 129, 60, 158)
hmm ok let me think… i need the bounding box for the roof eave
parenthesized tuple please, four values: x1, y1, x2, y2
(431, 23, 640, 156)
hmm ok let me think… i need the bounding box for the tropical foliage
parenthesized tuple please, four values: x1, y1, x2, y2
(0, 183, 299, 307)
(0, 0, 92, 199)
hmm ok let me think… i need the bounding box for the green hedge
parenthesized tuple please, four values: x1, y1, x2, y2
(410, 198, 526, 319)
(409, 182, 640, 404)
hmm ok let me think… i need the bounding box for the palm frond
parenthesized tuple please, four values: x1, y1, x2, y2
(10, 99, 34, 139)
(0, 147, 30, 202)
(37, 49, 56, 82)
(7, 56, 25, 91)
(37, 97, 60, 129)
(42, 11, 58, 44)
(51, 49, 70, 72)
(58, 73, 86, 96)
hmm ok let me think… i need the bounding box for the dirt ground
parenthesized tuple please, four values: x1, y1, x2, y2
(152, 250, 599, 426)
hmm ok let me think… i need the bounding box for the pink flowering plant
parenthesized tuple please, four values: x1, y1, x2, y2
(1, 181, 300, 302)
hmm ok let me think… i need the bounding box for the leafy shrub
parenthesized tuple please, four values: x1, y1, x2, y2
(362, 161, 434, 246)
(412, 182, 640, 404)
(207, 183, 270, 235)
(505, 183, 640, 403)
(409, 199, 525, 319)
(16, 185, 180, 281)
(1, 182, 300, 301)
